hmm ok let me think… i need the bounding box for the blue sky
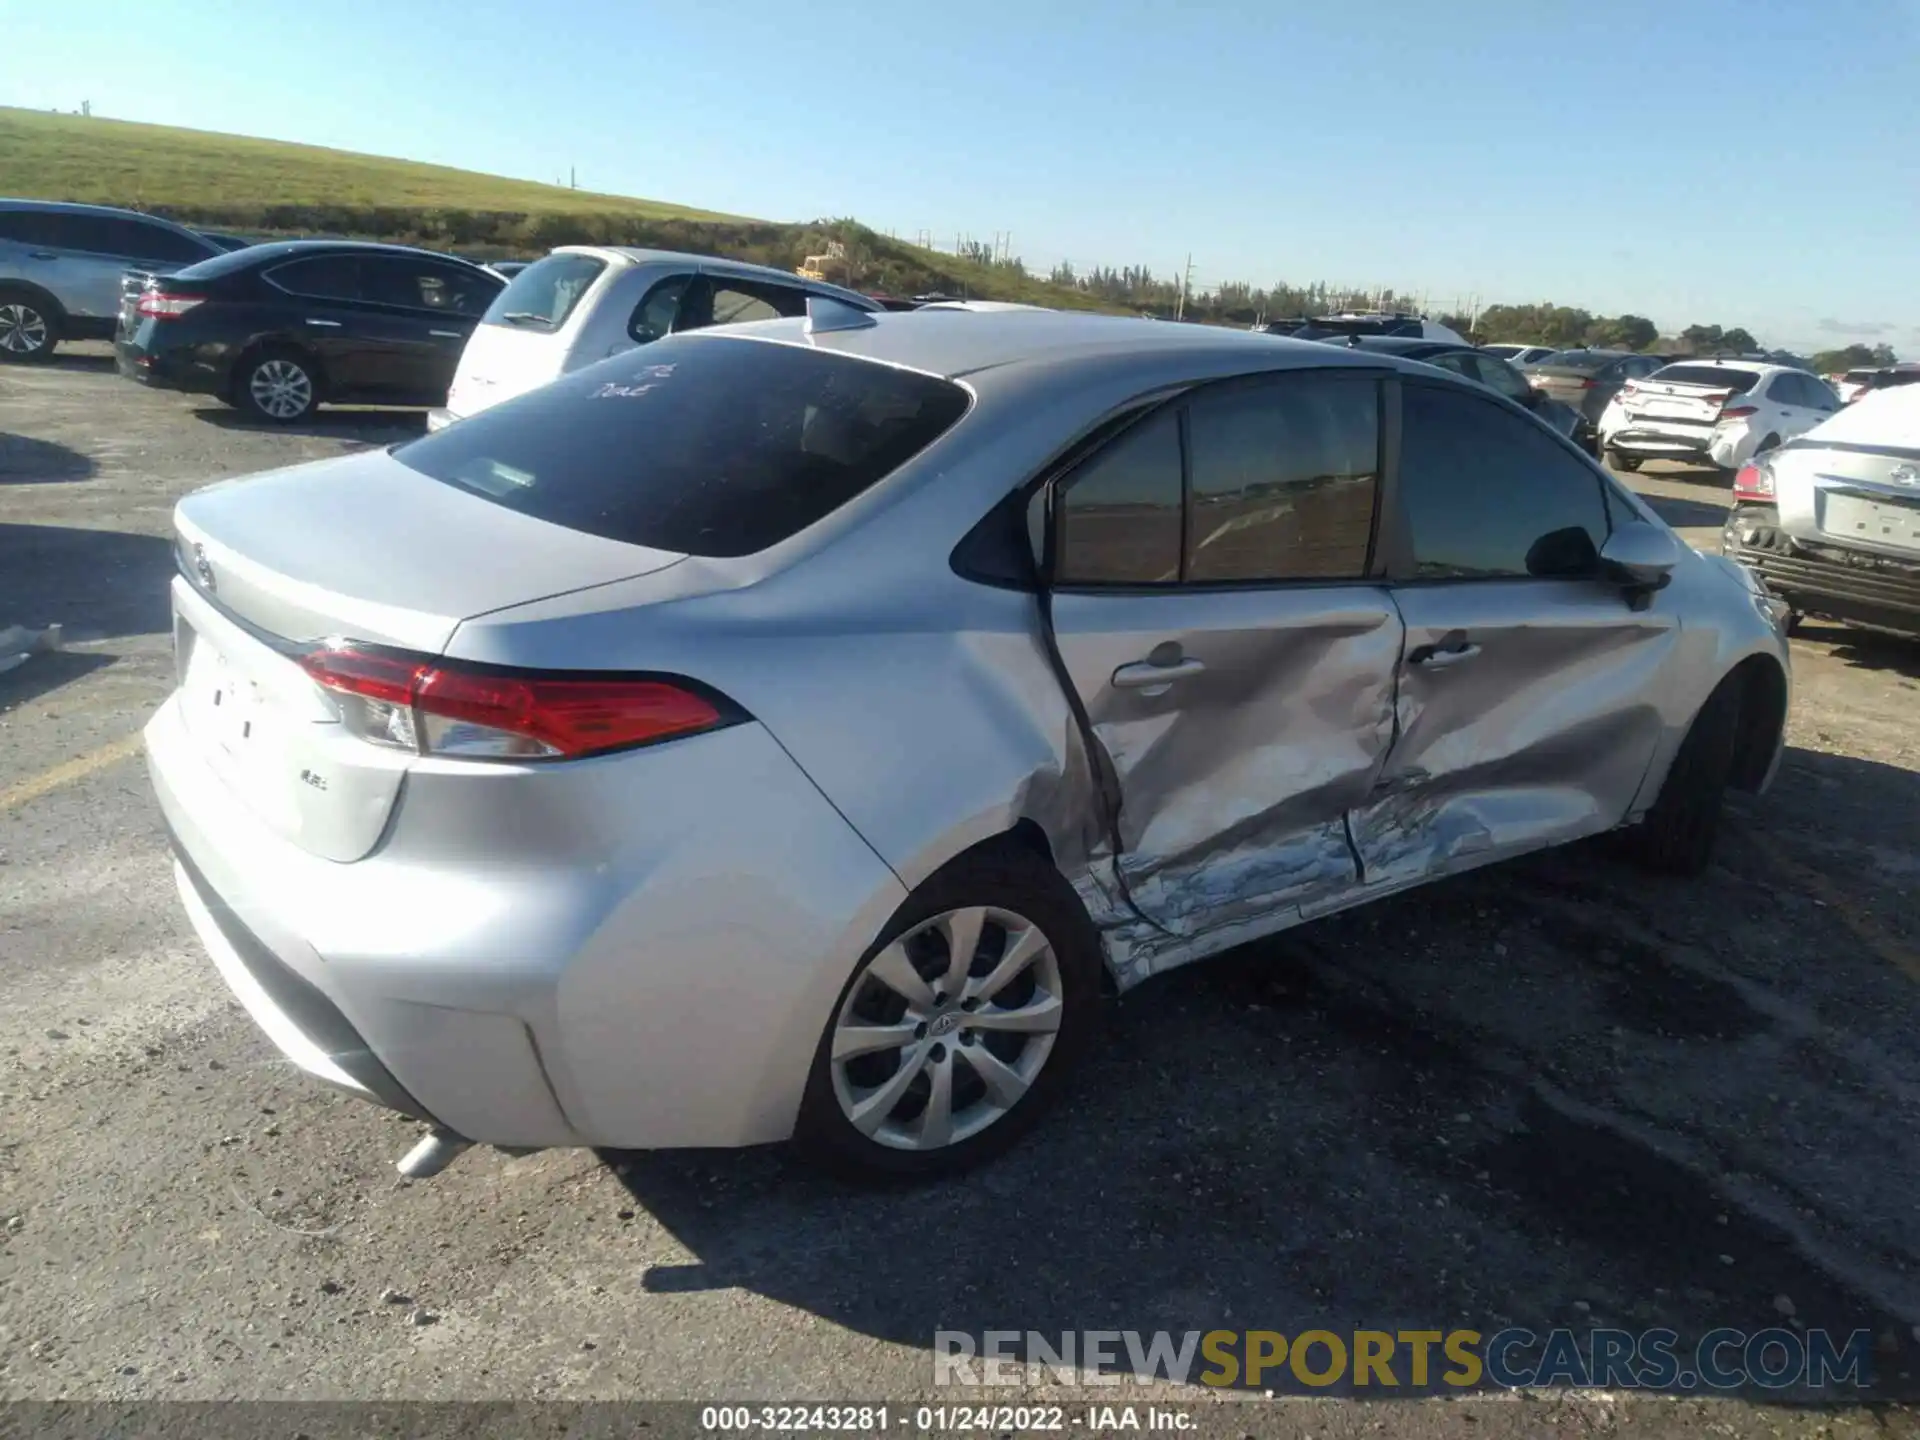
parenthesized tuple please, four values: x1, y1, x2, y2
(5, 0, 1917, 352)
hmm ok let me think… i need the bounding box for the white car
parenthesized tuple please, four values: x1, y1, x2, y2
(427, 247, 879, 431)
(1599, 361, 1840, 474)
(1481, 343, 1558, 367)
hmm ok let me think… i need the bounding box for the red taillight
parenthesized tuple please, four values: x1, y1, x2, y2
(298, 646, 728, 760)
(1579, 378, 1595, 389)
(1732, 461, 1776, 501)
(137, 291, 205, 320)
(1719, 404, 1759, 420)
(1700, 390, 1731, 408)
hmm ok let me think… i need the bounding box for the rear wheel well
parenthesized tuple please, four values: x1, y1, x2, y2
(1727, 654, 1787, 792)
(0, 281, 66, 329)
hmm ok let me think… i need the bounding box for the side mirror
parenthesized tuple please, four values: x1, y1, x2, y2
(1599, 520, 1682, 600)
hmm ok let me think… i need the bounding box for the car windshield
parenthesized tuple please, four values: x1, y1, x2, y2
(392, 334, 971, 557)
(1651, 365, 1760, 393)
(481, 252, 607, 331)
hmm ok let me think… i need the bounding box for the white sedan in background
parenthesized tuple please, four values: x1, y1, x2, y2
(1599, 361, 1840, 474)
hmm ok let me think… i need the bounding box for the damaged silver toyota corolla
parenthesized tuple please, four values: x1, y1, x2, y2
(145, 302, 1792, 1180)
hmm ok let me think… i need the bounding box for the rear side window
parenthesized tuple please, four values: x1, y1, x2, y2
(361, 257, 498, 316)
(1184, 374, 1379, 582)
(268, 256, 365, 302)
(628, 274, 693, 343)
(482, 252, 606, 331)
(1397, 384, 1608, 581)
(1055, 409, 1184, 585)
(393, 335, 971, 557)
(1652, 365, 1760, 393)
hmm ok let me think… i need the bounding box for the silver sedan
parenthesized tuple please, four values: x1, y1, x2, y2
(145, 305, 1793, 1180)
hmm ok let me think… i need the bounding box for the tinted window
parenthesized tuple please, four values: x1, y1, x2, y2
(267, 256, 364, 303)
(678, 278, 813, 330)
(45, 213, 122, 254)
(393, 335, 970, 558)
(1651, 364, 1760, 394)
(0, 210, 62, 247)
(1185, 375, 1379, 582)
(110, 218, 212, 264)
(1055, 409, 1183, 585)
(361, 257, 497, 315)
(481, 252, 606, 331)
(1536, 351, 1612, 373)
(1468, 354, 1534, 402)
(1398, 385, 1608, 580)
(628, 274, 693, 343)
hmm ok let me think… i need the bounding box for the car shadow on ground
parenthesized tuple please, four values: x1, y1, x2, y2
(38, 351, 117, 374)
(1794, 621, 1920, 679)
(189, 407, 427, 444)
(607, 748, 1920, 1399)
(0, 523, 175, 641)
(0, 433, 97, 484)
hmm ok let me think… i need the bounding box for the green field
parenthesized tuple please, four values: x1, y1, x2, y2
(0, 107, 1115, 310)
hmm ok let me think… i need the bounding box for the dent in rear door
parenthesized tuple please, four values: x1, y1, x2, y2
(1043, 372, 1402, 983)
(1352, 382, 1677, 886)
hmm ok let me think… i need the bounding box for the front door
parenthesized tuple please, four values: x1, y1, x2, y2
(1352, 380, 1678, 887)
(1043, 370, 1404, 976)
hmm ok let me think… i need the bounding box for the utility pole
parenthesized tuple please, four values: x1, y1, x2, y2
(1176, 253, 1193, 322)
(569, 166, 577, 190)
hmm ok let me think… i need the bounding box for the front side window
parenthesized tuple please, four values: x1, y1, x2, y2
(628, 274, 693, 343)
(361, 257, 497, 316)
(1184, 374, 1379, 582)
(393, 334, 971, 558)
(1054, 408, 1183, 585)
(481, 252, 606, 331)
(1397, 384, 1609, 581)
(1469, 353, 1535, 403)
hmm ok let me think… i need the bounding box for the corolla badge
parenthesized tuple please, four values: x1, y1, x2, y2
(192, 542, 216, 592)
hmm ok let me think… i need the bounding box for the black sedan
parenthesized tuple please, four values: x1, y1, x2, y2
(116, 240, 504, 423)
(1324, 336, 1587, 444)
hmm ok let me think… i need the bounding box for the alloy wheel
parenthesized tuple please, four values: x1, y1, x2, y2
(829, 905, 1064, 1151)
(249, 358, 313, 419)
(0, 303, 50, 356)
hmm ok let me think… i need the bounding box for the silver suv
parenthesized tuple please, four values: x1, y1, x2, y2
(0, 199, 228, 361)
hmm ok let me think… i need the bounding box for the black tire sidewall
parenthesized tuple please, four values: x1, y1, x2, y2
(793, 843, 1104, 1182)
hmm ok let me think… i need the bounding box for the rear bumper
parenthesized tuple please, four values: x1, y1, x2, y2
(1607, 419, 1751, 468)
(1723, 504, 1920, 635)
(116, 338, 220, 395)
(144, 688, 908, 1151)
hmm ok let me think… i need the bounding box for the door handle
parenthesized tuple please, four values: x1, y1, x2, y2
(304, 318, 342, 328)
(1409, 641, 1481, 668)
(27, 251, 58, 261)
(429, 329, 464, 339)
(1112, 656, 1206, 690)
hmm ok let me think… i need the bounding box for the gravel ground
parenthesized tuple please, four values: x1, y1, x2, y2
(3, 347, 1919, 1436)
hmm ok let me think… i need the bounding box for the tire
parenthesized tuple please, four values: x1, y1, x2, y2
(793, 841, 1104, 1182)
(234, 347, 320, 423)
(1783, 610, 1803, 637)
(0, 291, 59, 363)
(1623, 679, 1742, 877)
(1610, 451, 1642, 473)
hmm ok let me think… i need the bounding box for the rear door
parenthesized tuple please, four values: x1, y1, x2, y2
(1352, 380, 1677, 887)
(357, 255, 502, 402)
(1044, 370, 1404, 957)
(263, 255, 384, 398)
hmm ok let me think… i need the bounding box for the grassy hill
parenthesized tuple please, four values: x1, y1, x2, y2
(0, 107, 1117, 310)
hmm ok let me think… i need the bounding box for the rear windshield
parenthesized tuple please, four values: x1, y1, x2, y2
(481, 252, 607, 332)
(1650, 365, 1759, 393)
(392, 334, 971, 557)
(1534, 351, 1613, 372)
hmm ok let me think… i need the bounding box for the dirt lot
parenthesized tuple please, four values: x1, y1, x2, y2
(3, 348, 1919, 1435)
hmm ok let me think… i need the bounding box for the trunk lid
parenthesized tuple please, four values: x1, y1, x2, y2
(1526, 365, 1601, 404)
(1619, 378, 1737, 428)
(444, 320, 577, 420)
(170, 447, 685, 859)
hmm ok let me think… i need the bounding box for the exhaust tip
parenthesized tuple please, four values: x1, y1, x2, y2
(397, 1128, 472, 1179)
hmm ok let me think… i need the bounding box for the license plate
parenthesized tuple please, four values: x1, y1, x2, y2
(1822, 493, 1920, 553)
(1644, 399, 1704, 419)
